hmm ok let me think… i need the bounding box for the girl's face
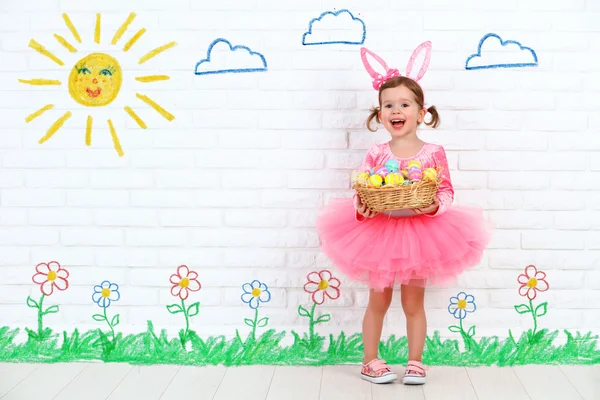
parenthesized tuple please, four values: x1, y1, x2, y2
(378, 85, 426, 138)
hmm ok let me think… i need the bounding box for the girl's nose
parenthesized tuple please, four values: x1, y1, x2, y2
(92, 78, 98, 84)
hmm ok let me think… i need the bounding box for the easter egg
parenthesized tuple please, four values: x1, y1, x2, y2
(384, 159, 400, 173)
(401, 169, 409, 178)
(408, 168, 423, 181)
(385, 172, 404, 186)
(357, 172, 370, 183)
(408, 160, 422, 170)
(369, 174, 383, 187)
(423, 168, 438, 182)
(375, 167, 390, 177)
(370, 165, 385, 175)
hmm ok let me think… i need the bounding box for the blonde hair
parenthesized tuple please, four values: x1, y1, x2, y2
(366, 76, 440, 132)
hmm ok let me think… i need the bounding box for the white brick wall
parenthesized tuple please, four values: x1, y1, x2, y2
(0, 0, 598, 342)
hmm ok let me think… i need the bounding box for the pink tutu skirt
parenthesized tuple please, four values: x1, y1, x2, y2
(315, 199, 492, 291)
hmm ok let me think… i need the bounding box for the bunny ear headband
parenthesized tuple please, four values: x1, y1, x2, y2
(360, 41, 432, 91)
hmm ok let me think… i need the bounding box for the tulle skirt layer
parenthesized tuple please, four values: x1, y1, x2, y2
(315, 199, 492, 291)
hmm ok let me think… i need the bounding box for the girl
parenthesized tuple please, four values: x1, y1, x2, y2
(316, 42, 492, 385)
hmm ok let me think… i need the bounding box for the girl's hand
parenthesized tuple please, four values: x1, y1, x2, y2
(354, 193, 379, 218)
(412, 197, 439, 215)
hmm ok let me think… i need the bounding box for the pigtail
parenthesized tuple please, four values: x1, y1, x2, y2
(424, 105, 440, 129)
(366, 106, 381, 132)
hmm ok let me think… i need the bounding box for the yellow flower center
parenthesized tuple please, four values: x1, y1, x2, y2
(47, 271, 57, 281)
(179, 277, 189, 288)
(318, 279, 329, 290)
(457, 299, 467, 309)
(101, 288, 111, 298)
(527, 278, 537, 288)
(252, 288, 261, 297)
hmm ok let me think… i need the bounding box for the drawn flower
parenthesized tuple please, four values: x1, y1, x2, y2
(31, 261, 69, 296)
(169, 265, 201, 300)
(448, 292, 476, 320)
(303, 270, 341, 305)
(241, 280, 271, 309)
(517, 265, 549, 300)
(92, 280, 120, 308)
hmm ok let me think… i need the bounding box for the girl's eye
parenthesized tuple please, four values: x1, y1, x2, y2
(100, 69, 113, 76)
(385, 104, 392, 108)
(78, 67, 91, 75)
(401, 103, 409, 108)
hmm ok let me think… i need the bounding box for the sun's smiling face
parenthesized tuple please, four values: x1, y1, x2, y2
(68, 53, 122, 107)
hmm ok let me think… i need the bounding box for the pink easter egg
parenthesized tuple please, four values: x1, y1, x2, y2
(408, 168, 422, 181)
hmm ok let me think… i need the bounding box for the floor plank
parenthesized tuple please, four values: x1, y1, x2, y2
(466, 366, 530, 400)
(266, 366, 322, 400)
(0, 363, 38, 398)
(560, 365, 600, 400)
(421, 366, 478, 400)
(106, 365, 180, 400)
(1, 363, 86, 400)
(319, 365, 372, 400)
(212, 366, 275, 400)
(160, 365, 227, 400)
(513, 365, 583, 400)
(54, 363, 132, 400)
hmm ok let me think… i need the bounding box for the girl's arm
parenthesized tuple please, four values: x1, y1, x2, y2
(425, 146, 454, 217)
(354, 145, 380, 221)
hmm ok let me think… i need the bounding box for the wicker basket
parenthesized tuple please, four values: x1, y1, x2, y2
(354, 179, 440, 212)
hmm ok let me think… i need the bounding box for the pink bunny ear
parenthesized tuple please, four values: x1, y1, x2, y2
(360, 47, 400, 90)
(405, 41, 432, 82)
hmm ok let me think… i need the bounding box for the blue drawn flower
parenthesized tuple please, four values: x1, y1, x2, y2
(241, 280, 271, 309)
(465, 33, 538, 70)
(92, 280, 121, 308)
(194, 38, 267, 75)
(302, 9, 366, 46)
(448, 292, 476, 319)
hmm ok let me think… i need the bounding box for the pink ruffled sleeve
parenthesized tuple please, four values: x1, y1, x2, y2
(426, 145, 454, 217)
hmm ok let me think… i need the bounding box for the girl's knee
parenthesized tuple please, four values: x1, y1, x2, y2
(368, 288, 393, 313)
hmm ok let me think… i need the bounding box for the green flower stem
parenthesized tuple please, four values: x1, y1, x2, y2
(104, 307, 115, 341)
(181, 299, 190, 341)
(251, 307, 259, 340)
(529, 298, 537, 336)
(37, 294, 45, 339)
(308, 302, 317, 344)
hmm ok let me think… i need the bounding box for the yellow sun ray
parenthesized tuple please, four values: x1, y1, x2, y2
(94, 13, 101, 44)
(123, 28, 146, 52)
(111, 12, 136, 45)
(38, 111, 72, 144)
(136, 93, 175, 121)
(62, 13, 81, 43)
(25, 104, 54, 122)
(107, 119, 124, 157)
(53, 33, 77, 52)
(18, 79, 61, 86)
(135, 75, 170, 83)
(86, 115, 92, 146)
(138, 41, 177, 64)
(124, 106, 147, 129)
(29, 39, 64, 66)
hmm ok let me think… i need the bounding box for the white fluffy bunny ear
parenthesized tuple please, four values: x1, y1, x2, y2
(405, 41, 432, 82)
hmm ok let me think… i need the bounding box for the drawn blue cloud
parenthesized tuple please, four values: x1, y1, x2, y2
(302, 9, 366, 46)
(465, 33, 538, 70)
(194, 38, 267, 75)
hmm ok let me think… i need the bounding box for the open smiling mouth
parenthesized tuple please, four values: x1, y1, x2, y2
(86, 87, 102, 98)
(391, 119, 405, 129)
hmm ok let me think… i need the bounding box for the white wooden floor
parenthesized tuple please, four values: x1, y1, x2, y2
(0, 363, 598, 400)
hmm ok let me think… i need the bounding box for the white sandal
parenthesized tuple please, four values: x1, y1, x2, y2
(402, 360, 429, 385)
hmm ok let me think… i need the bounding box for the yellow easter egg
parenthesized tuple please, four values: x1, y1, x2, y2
(401, 169, 409, 178)
(369, 174, 383, 187)
(423, 168, 438, 182)
(408, 160, 422, 170)
(357, 172, 370, 183)
(385, 173, 404, 185)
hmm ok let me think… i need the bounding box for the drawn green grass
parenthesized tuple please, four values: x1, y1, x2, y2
(1, 323, 598, 366)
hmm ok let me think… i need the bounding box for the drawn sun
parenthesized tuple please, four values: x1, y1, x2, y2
(19, 13, 176, 157)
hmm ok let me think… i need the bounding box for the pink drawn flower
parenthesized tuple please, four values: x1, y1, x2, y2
(31, 261, 69, 296)
(303, 270, 341, 305)
(518, 265, 549, 300)
(169, 265, 201, 300)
